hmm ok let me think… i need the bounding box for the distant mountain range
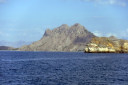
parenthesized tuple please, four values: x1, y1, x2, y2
(0, 46, 14, 50)
(0, 41, 32, 48)
(19, 23, 95, 51)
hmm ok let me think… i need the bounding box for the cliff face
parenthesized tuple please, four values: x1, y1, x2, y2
(19, 23, 95, 51)
(85, 36, 128, 53)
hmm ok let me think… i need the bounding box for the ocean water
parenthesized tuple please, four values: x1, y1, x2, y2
(0, 51, 128, 85)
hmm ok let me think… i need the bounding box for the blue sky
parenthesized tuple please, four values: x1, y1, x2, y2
(0, 0, 128, 42)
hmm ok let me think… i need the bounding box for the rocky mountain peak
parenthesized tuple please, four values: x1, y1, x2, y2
(44, 23, 88, 37)
(71, 23, 84, 29)
(73, 23, 82, 26)
(69, 23, 87, 34)
(60, 24, 69, 28)
(44, 29, 52, 36)
(19, 23, 95, 52)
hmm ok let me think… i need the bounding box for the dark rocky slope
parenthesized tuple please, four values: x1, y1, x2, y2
(19, 23, 95, 51)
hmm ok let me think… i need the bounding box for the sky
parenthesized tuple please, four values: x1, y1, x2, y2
(0, 0, 128, 42)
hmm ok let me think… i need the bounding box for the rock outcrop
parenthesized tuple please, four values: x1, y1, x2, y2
(85, 36, 128, 53)
(19, 23, 95, 51)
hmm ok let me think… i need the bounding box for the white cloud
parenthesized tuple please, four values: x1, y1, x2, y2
(82, 0, 127, 6)
(93, 31, 117, 37)
(93, 28, 128, 39)
(93, 31, 103, 36)
(106, 33, 117, 37)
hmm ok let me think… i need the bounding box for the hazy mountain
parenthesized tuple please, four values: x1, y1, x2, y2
(19, 23, 95, 51)
(0, 46, 14, 50)
(0, 41, 32, 48)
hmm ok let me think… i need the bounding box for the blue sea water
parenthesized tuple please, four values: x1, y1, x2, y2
(0, 51, 128, 85)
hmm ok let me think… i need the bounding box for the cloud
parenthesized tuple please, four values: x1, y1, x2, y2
(94, 31, 116, 37)
(93, 31, 103, 36)
(106, 33, 117, 37)
(81, 0, 127, 6)
(93, 31, 117, 37)
(93, 28, 128, 39)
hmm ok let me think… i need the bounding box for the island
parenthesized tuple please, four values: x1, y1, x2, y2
(0, 23, 128, 53)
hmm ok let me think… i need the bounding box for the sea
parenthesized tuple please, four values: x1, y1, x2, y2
(0, 51, 128, 85)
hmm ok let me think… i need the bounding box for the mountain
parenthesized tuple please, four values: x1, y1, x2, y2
(0, 46, 14, 50)
(19, 23, 95, 51)
(85, 36, 128, 53)
(0, 41, 32, 48)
